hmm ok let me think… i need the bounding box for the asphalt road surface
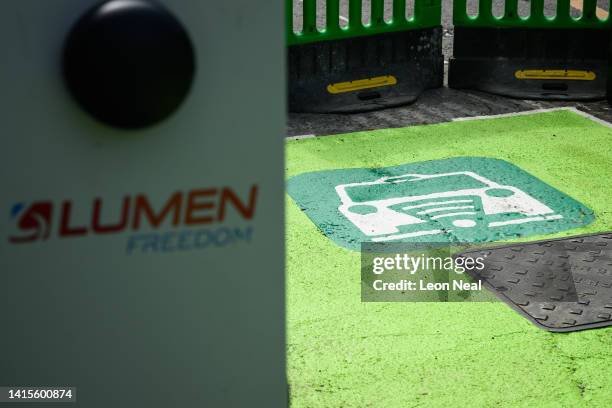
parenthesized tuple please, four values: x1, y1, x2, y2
(288, 0, 612, 136)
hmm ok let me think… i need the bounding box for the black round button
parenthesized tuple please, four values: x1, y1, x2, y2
(63, 0, 195, 129)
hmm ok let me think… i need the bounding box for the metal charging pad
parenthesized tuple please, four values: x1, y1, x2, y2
(456, 233, 612, 332)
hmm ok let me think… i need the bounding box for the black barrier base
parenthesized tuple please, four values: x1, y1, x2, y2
(289, 27, 444, 113)
(449, 27, 608, 100)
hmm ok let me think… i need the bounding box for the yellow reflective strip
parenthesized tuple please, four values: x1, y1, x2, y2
(327, 75, 398, 94)
(515, 70, 596, 81)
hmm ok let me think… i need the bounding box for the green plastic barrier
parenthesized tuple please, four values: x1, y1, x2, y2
(288, 0, 441, 46)
(450, 0, 611, 100)
(453, 0, 610, 29)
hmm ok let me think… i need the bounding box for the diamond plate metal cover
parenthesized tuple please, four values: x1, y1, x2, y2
(456, 232, 612, 332)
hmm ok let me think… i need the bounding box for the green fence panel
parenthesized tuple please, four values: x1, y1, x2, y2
(302, 0, 316, 35)
(453, 0, 611, 29)
(287, 0, 442, 46)
(327, 0, 341, 35)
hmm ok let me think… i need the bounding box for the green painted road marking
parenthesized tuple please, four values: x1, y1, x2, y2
(288, 157, 594, 250)
(287, 109, 612, 408)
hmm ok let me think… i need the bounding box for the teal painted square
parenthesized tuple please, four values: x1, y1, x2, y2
(287, 157, 594, 250)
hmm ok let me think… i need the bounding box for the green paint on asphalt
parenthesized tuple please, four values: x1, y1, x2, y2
(287, 157, 594, 250)
(286, 110, 612, 407)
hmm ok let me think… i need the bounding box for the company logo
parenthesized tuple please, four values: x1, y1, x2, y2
(9, 185, 258, 254)
(10, 202, 53, 243)
(287, 158, 594, 250)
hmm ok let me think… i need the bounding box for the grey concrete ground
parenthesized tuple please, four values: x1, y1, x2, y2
(288, 0, 612, 136)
